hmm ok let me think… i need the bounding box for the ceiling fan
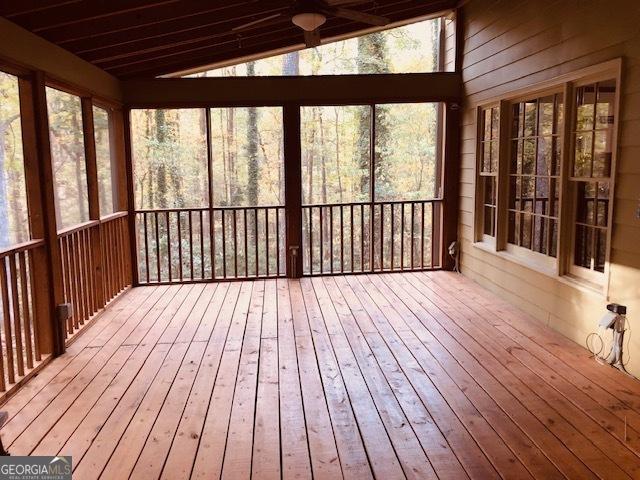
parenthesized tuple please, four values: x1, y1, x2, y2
(232, 0, 390, 48)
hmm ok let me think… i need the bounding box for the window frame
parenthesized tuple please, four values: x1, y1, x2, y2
(563, 72, 621, 288)
(44, 83, 91, 231)
(91, 102, 120, 218)
(472, 59, 622, 295)
(474, 103, 500, 246)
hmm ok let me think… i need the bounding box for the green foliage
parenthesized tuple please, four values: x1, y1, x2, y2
(0, 72, 29, 247)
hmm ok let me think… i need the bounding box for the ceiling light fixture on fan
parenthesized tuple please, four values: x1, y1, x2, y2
(232, 0, 390, 48)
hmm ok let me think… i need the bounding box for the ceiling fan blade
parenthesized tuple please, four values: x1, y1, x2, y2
(304, 28, 322, 48)
(232, 13, 285, 31)
(331, 7, 390, 26)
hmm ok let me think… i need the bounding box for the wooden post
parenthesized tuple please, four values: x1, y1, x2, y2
(123, 108, 139, 286)
(441, 102, 461, 271)
(81, 98, 105, 310)
(283, 104, 303, 278)
(25, 72, 65, 355)
(441, 7, 463, 271)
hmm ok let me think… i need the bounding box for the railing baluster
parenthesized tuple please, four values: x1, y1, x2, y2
(349, 205, 353, 273)
(211, 210, 216, 280)
(390, 204, 395, 271)
(379, 204, 384, 271)
(329, 207, 334, 274)
(8, 255, 24, 377)
(233, 209, 238, 278)
(276, 208, 281, 276)
(265, 209, 270, 277)
(154, 212, 160, 282)
(244, 209, 249, 278)
(431, 202, 437, 268)
(340, 206, 344, 273)
(0, 258, 15, 384)
(27, 251, 40, 362)
(360, 204, 364, 273)
(309, 208, 313, 275)
(143, 213, 150, 283)
(254, 208, 259, 277)
(421, 202, 426, 270)
(189, 211, 194, 281)
(319, 207, 324, 275)
(411, 203, 415, 270)
(18, 252, 33, 370)
(199, 210, 205, 280)
(166, 211, 172, 283)
(177, 212, 183, 282)
(221, 210, 227, 279)
(400, 203, 405, 271)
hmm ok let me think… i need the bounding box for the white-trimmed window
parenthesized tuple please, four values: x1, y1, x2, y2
(477, 106, 499, 240)
(473, 61, 620, 292)
(568, 79, 617, 284)
(506, 93, 563, 263)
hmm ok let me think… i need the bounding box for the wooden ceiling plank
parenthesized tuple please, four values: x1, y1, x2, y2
(72, 5, 291, 57)
(39, 0, 273, 44)
(1, 0, 81, 18)
(107, 3, 453, 78)
(14, 0, 180, 33)
(86, 0, 447, 65)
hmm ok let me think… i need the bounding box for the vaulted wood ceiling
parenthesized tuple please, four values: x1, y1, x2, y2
(0, 0, 455, 79)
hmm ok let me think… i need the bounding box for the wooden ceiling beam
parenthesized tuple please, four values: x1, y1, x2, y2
(11, 0, 180, 32)
(121, 72, 462, 107)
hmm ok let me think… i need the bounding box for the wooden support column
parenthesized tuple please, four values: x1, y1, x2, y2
(27, 72, 65, 354)
(441, 102, 461, 270)
(441, 6, 463, 271)
(123, 109, 139, 286)
(283, 104, 303, 278)
(81, 97, 105, 309)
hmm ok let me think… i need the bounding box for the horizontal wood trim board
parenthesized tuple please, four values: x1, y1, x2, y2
(122, 72, 462, 107)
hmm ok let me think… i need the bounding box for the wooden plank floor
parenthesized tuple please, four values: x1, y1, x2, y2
(2, 272, 640, 479)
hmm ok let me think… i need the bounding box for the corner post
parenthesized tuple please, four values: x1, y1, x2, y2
(27, 72, 66, 355)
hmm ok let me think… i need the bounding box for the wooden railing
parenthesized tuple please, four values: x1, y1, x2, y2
(58, 212, 131, 342)
(0, 240, 46, 392)
(302, 200, 442, 275)
(135, 206, 286, 284)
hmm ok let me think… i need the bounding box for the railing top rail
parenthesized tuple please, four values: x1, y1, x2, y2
(100, 211, 128, 222)
(57, 220, 100, 237)
(302, 198, 443, 208)
(135, 205, 285, 213)
(0, 239, 46, 257)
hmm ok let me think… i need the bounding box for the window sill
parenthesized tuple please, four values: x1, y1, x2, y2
(558, 274, 606, 298)
(470, 241, 605, 298)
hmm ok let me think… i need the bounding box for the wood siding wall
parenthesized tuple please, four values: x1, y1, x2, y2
(458, 0, 640, 374)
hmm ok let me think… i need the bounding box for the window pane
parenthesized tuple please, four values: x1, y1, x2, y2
(131, 109, 208, 210)
(508, 94, 561, 258)
(374, 103, 439, 201)
(570, 79, 616, 275)
(93, 106, 115, 216)
(187, 19, 442, 77)
(0, 71, 29, 247)
(46, 87, 89, 230)
(301, 105, 370, 205)
(210, 107, 284, 207)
